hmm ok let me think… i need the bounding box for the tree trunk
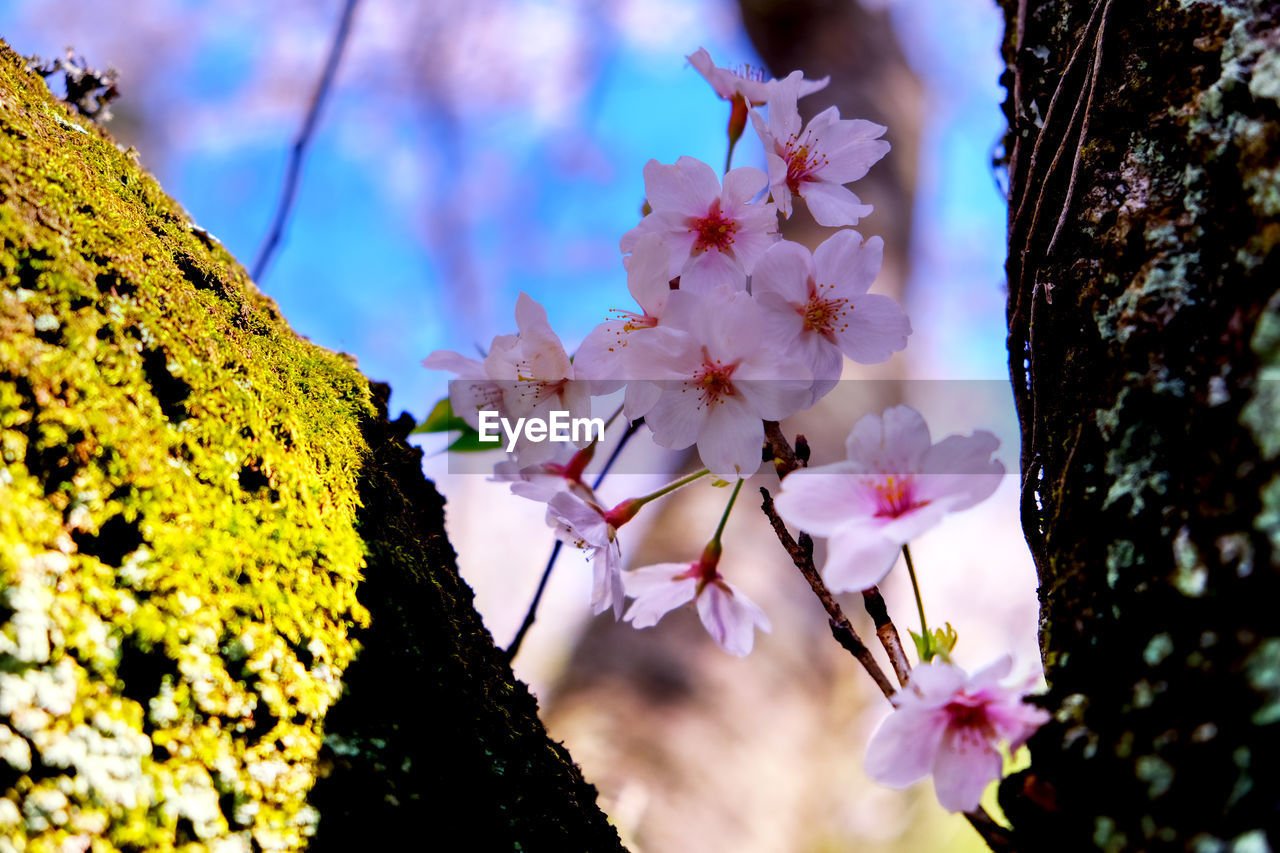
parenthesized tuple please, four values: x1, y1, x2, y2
(0, 42, 621, 852)
(1000, 1, 1279, 849)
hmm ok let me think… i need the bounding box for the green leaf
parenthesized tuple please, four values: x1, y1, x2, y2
(909, 628, 933, 663)
(446, 430, 498, 453)
(931, 623, 959, 662)
(412, 397, 471, 434)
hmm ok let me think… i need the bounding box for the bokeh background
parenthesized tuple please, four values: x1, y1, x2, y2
(2, 1, 1037, 849)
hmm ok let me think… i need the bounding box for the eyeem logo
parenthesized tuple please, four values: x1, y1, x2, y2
(478, 411, 606, 452)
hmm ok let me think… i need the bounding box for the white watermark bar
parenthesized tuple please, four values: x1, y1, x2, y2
(432, 378, 1031, 474)
(477, 410, 606, 452)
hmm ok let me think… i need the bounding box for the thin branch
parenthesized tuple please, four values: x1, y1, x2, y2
(504, 541, 561, 664)
(965, 807, 1018, 853)
(759, 487, 895, 700)
(505, 418, 643, 662)
(860, 587, 911, 686)
(251, 0, 361, 282)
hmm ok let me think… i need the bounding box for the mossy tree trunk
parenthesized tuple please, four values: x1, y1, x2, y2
(0, 42, 621, 852)
(999, 1, 1279, 849)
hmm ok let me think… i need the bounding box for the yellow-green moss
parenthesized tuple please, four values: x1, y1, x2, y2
(0, 44, 372, 851)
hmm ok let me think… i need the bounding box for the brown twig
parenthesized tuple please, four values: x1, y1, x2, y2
(252, 0, 361, 282)
(965, 807, 1018, 853)
(759, 487, 896, 700)
(861, 587, 911, 686)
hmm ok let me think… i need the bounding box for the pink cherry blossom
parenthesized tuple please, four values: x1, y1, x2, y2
(772, 405, 1004, 591)
(625, 287, 812, 479)
(492, 444, 594, 504)
(752, 232, 910, 404)
(687, 47, 829, 106)
(424, 292, 591, 464)
(750, 74, 890, 227)
(864, 656, 1049, 813)
(620, 156, 778, 293)
(624, 548, 771, 656)
(546, 490, 624, 618)
(574, 233, 673, 415)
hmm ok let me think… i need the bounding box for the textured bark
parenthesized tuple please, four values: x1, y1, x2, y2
(1000, 1, 1279, 850)
(0, 42, 621, 851)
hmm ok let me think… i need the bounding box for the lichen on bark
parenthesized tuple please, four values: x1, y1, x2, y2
(0, 42, 621, 852)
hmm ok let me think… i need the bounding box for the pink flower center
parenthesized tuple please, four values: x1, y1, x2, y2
(944, 697, 998, 742)
(784, 135, 829, 193)
(873, 475, 927, 518)
(801, 282, 851, 339)
(689, 201, 738, 254)
(691, 349, 738, 407)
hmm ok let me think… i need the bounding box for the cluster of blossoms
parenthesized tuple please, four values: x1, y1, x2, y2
(423, 49, 1046, 818)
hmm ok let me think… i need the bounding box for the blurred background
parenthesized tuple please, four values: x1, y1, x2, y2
(1, 1, 1035, 849)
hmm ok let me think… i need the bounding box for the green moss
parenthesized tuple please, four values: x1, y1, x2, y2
(0, 44, 374, 850)
(0, 42, 623, 853)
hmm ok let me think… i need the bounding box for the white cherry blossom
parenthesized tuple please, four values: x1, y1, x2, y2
(624, 551, 771, 657)
(424, 292, 590, 464)
(626, 287, 812, 479)
(687, 47, 829, 106)
(750, 74, 890, 227)
(620, 156, 778, 293)
(752, 231, 909, 404)
(772, 406, 1004, 591)
(864, 656, 1048, 813)
(546, 490, 625, 618)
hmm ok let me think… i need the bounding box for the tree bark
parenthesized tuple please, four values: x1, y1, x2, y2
(0, 42, 621, 851)
(1000, 1, 1279, 849)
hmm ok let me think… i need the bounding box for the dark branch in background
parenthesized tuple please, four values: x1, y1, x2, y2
(505, 419, 644, 663)
(251, 0, 360, 282)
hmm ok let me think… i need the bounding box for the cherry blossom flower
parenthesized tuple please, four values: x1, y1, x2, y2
(424, 292, 590, 464)
(687, 47, 829, 106)
(546, 490, 625, 618)
(624, 544, 771, 657)
(620, 156, 778, 293)
(750, 74, 890, 227)
(752, 232, 910, 404)
(626, 286, 812, 479)
(492, 443, 594, 504)
(864, 656, 1049, 813)
(772, 406, 1004, 591)
(574, 233, 672, 416)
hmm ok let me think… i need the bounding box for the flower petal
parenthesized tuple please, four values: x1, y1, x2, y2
(812, 230, 881, 297)
(931, 729, 1004, 813)
(624, 567, 698, 628)
(695, 583, 769, 656)
(833, 293, 910, 364)
(798, 179, 873, 227)
(772, 462, 875, 535)
(751, 240, 814, 305)
(821, 524, 902, 592)
(864, 706, 949, 788)
(697, 393, 765, 479)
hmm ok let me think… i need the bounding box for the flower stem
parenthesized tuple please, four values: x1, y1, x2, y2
(711, 478, 745, 546)
(607, 468, 710, 527)
(902, 543, 931, 656)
